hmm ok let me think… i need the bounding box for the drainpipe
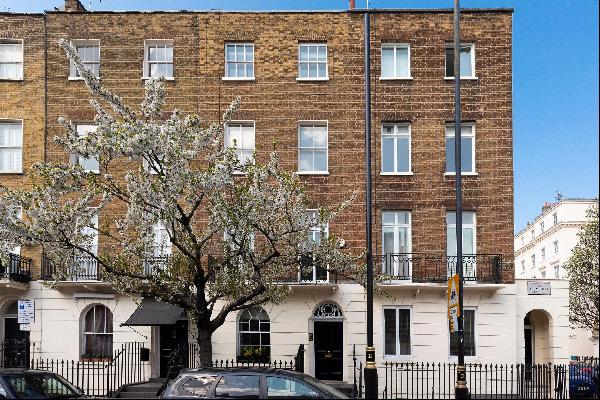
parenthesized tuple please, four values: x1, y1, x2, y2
(363, 7, 378, 400)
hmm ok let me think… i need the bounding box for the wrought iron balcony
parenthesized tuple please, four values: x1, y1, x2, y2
(277, 254, 339, 284)
(41, 253, 100, 281)
(377, 253, 503, 284)
(142, 255, 171, 276)
(0, 254, 32, 283)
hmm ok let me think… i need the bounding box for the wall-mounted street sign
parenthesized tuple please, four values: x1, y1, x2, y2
(527, 281, 551, 295)
(447, 274, 460, 333)
(18, 299, 35, 324)
(20, 323, 32, 331)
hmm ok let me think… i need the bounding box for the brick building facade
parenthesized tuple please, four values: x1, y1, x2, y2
(2, 1, 523, 392)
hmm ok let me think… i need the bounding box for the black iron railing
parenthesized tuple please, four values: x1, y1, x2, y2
(0, 253, 32, 283)
(41, 253, 100, 281)
(377, 360, 600, 399)
(377, 253, 503, 284)
(30, 342, 148, 398)
(42, 254, 171, 281)
(1, 339, 31, 368)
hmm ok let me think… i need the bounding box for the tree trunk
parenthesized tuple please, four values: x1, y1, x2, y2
(196, 323, 213, 367)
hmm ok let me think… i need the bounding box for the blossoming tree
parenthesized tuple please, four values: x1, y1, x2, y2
(0, 40, 360, 364)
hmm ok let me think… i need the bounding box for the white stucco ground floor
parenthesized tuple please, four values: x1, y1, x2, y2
(0, 279, 597, 390)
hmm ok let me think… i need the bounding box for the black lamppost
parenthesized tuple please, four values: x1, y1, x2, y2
(363, 8, 378, 400)
(453, 0, 469, 398)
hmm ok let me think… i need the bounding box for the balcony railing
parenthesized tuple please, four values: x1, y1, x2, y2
(42, 253, 171, 281)
(41, 254, 100, 281)
(377, 253, 503, 284)
(0, 254, 32, 283)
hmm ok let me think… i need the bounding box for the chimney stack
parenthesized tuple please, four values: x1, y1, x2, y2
(64, 0, 87, 12)
(542, 202, 555, 214)
(349, 0, 355, 10)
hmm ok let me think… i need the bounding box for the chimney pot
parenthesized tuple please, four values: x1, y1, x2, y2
(349, 0, 356, 10)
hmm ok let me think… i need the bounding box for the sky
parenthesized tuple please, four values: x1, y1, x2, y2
(2, 0, 599, 232)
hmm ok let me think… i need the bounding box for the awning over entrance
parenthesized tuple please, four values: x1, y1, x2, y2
(122, 298, 186, 326)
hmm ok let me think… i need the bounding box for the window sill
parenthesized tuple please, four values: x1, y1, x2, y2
(68, 76, 100, 81)
(296, 171, 329, 176)
(380, 172, 414, 176)
(0, 171, 24, 174)
(444, 76, 478, 81)
(0, 78, 24, 82)
(296, 77, 329, 82)
(141, 77, 175, 81)
(379, 77, 413, 81)
(444, 172, 478, 177)
(222, 77, 255, 81)
(383, 355, 414, 361)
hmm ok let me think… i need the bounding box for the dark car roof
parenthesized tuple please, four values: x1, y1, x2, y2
(178, 367, 306, 377)
(0, 369, 60, 374)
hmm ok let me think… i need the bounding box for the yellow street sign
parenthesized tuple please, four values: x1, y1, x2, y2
(447, 274, 460, 333)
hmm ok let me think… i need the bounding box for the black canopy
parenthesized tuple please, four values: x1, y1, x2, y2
(121, 298, 186, 326)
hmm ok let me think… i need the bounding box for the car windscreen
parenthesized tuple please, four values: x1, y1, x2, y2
(3, 373, 82, 399)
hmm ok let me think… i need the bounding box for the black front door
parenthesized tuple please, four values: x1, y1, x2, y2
(314, 321, 343, 381)
(159, 320, 188, 378)
(3, 317, 30, 368)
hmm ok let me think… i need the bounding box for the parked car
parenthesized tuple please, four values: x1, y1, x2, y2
(569, 363, 599, 400)
(160, 368, 349, 399)
(0, 369, 84, 399)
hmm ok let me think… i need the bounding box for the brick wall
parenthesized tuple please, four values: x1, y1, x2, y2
(5, 9, 514, 282)
(0, 14, 46, 272)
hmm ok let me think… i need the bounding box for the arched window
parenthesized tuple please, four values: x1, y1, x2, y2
(82, 305, 113, 359)
(237, 307, 270, 362)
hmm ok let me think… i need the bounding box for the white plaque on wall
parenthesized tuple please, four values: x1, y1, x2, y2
(527, 281, 551, 295)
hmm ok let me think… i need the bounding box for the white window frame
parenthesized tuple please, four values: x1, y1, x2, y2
(382, 306, 413, 359)
(521, 259, 525, 274)
(297, 121, 328, 175)
(0, 39, 24, 80)
(541, 247, 546, 262)
(0, 119, 23, 173)
(81, 304, 113, 358)
(300, 209, 329, 283)
(449, 307, 477, 360)
(143, 39, 174, 80)
(553, 213, 558, 225)
(447, 211, 477, 281)
(380, 43, 412, 80)
(540, 221, 545, 233)
(444, 43, 476, 80)
(553, 264, 560, 279)
(381, 211, 412, 279)
(531, 254, 536, 266)
(381, 123, 412, 175)
(445, 123, 476, 175)
(69, 39, 100, 80)
(223, 42, 255, 81)
(151, 221, 172, 257)
(553, 240, 559, 254)
(74, 124, 100, 173)
(225, 121, 256, 172)
(297, 43, 328, 81)
(237, 307, 271, 362)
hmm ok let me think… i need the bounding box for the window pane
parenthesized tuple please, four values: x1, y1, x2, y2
(464, 310, 476, 356)
(155, 46, 166, 61)
(313, 126, 327, 147)
(461, 137, 473, 173)
(308, 45, 317, 61)
(308, 63, 317, 78)
(247, 63, 254, 78)
(399, 309, 411, 355)
(396, 47, 409, 77)
(148, 46, 157, 61)
(166, 46, 173, 62)
(313, 150, 327, 171)
(317, 62, 326, 77)
(445, 48, 454, 77)
(460, 47, 472, 77)
(384, 309, 396, 355)
(463, 228, 474, 254)
(299, 62, 308, 78)
(267, 377, 318, 398)
(317, 45, 326, 61)
(381, 48, 394, 77)
(166, 63, 174, 78)
(396, 137, 410, 172)
(382, 137, 395, 172)
(446, 137, 455, 172)
(299, 45, 309, 62)
(215, 375, 260, 398)
(226, 45, 235, 61)
(299, 126, 313, 147)
(299, 150, 312, 172)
